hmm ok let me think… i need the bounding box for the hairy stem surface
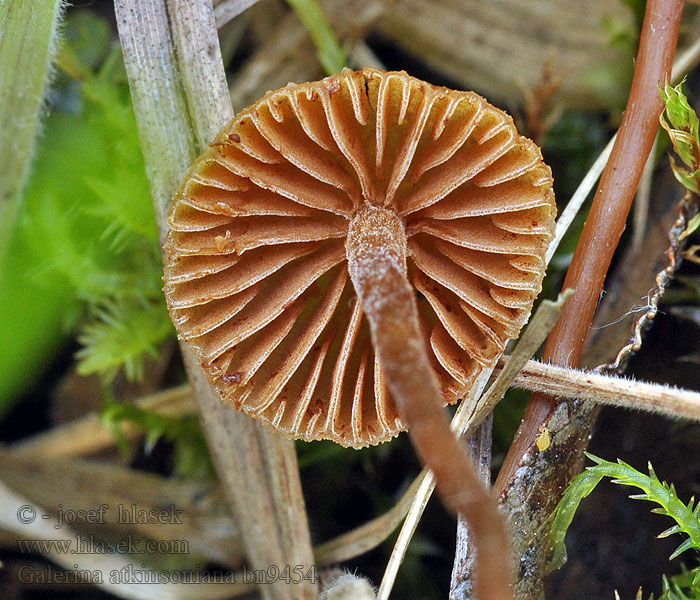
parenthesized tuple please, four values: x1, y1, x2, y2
(346, 207, 512, 600)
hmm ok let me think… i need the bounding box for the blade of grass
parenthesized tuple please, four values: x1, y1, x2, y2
(114, 2, 316, 599)
(285, 0, 347, 75)
(0, 0, 66, 260)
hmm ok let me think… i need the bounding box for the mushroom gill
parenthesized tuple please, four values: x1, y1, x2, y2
(163, 67, 555, 449)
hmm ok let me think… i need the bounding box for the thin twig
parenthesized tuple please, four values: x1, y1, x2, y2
(498, 0, 684, 493)
(600, 191, 699, 374)
(545, 36, 700, 265)
(506, 359, 700, 421)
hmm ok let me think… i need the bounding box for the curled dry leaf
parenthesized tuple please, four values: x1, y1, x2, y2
(163, 67, 555, 448)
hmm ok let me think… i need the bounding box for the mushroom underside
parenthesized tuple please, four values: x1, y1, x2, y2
(163, 67, 555, 448)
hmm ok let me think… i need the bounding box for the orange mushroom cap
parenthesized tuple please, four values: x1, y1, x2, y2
(163, 67, 555, 448)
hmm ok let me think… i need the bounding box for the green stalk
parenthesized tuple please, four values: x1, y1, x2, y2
(285, 0, 346, 75)
(0, 0, 66, 259)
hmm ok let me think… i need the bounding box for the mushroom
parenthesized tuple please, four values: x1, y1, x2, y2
(163, 67, 555, 600)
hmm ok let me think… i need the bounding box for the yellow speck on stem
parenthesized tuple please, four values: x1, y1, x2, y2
(536, 425, 551, 452)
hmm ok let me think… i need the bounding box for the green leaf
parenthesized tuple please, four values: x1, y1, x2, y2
(548, 453, 607, 570)
(549, 453, 700, 573)
(659, 79, 700, 195)
(101, 397, 215, 480)
(660, 80, 700, 144)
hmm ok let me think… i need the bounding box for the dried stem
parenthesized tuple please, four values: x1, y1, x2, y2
(346, 207, 512, 600)
(451, 416, 493, 599)
(497, 0, 684, 492)
(114, 2, 315, 599)
(505, 359, 700, 421)
(12, 384, 192, 458)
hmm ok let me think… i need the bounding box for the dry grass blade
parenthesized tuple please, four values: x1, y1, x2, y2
(0, 448, 243, 567)
(213, 0, 260, 28)
(12, 384, 192, 458)
(12, 405, 443, 572)
(507, 360, 700, 420)
(376, 469, 436, 600)
(462, 290, 574, 434)
(114, 2, 315, 599)
(451, 417, 493, 599)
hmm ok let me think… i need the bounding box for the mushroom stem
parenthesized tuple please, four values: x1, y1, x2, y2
(346, 207, 513, 600)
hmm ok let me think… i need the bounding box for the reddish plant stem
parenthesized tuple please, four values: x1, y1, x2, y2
(496, 0, 683, 490)
(496, 0, 683, 492)
(346, 207, 513, 600)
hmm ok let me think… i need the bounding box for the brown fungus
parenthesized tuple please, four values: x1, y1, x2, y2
(164, 67, 555, 600)
(164, 67, 554, 447)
